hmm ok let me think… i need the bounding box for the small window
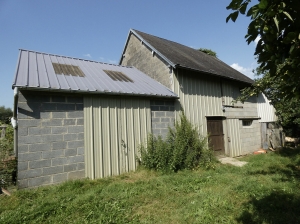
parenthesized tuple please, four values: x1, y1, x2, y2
(242, 120, 253, 126)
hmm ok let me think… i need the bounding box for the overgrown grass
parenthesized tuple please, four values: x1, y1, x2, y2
(1, 148, 300, 223)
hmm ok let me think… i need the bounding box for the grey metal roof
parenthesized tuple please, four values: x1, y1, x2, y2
(120, 29, 254, 84)
(13, 49, 178, 98)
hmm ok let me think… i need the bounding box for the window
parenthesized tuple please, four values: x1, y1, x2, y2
(242, 120, 253, 127)
(52, 63, 85, 77)
(103, 70, 133, 82)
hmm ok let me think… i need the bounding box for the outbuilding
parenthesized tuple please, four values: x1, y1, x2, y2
(13, 49, 177, 188)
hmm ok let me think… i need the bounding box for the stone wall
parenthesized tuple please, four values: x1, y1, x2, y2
(121, 33, 173, 89)
(150, 100, 175, 138)
(17, 91, 85, 188)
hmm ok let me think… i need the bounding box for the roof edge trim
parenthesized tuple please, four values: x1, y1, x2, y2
(119, 29, 177, 68)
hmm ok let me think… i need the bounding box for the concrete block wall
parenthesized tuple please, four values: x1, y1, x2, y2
(17, 91, 85, 188)
(121, 33, 173, 89)
(239, 119, 261, 154)
(150, 100, 175, 138)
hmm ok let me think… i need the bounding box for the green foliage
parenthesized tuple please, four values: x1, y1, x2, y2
(0, 123, 15, 188)
(0, 106, 12, 124)
(226, 0, 300, 101)
(1, 148, 300, 223)
(198, 48, 218, 57)
(139, 113, 214, 172)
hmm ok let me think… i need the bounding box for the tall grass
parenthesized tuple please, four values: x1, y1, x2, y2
(1, 148, 300, 223)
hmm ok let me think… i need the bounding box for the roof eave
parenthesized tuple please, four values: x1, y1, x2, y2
(176, 64, 254, 85)
(13, 86, 179, 99)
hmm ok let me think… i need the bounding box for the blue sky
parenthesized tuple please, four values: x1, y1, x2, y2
(0, 0, 258, 108)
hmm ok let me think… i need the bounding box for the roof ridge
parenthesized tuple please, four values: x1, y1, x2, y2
(19, 48, 131, 68)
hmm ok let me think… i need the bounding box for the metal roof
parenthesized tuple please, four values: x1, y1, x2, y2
(13, 49, 178, 98)
(120, 29, 254, 84)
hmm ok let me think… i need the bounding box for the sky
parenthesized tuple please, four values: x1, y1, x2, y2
(0, 0, 259, 109)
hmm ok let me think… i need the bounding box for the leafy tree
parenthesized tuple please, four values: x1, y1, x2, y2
(0, 106, 12, 124)
(226, 0, 300, 100)
(198, 48, 218, 57)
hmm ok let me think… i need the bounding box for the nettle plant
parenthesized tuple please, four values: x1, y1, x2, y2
(139, 112, 215, 173)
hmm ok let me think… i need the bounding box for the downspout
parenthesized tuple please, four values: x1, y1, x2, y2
(11, 87, 19, 157)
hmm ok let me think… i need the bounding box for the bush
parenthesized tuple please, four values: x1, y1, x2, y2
(0, 122, 16, 188)
(139, 112, 215, 172)
(0, 106, 13, 124)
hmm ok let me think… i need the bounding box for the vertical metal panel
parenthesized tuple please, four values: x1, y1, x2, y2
(84, 96, 151, 179)
(227, 119, 242, 157)
(172, 70, 223, 135)
(257, 93, 277, 122)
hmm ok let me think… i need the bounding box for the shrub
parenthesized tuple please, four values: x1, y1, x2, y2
(0, 122, 16, 188)
(139, 112, 215, 172)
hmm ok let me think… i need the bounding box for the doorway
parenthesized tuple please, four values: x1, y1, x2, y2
(207, 117, 225, 155)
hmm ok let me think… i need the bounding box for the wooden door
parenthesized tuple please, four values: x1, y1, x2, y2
(207, 117, 225, 155)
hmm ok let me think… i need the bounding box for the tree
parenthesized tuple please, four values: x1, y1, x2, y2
(226, 0, 300, 101)
(198, 48, 218, 57)
(0, 106, 13, 124)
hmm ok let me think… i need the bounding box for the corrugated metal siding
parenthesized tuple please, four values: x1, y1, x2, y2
(257, 93, 277, 122)
(84, 96, 151, 179)
(13, 49, 177, 98)
(226, 119, 242, 157)
(173, 71, 223, 135)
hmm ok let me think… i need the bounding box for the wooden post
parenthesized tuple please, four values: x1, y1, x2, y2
(0, 125, 7, 139)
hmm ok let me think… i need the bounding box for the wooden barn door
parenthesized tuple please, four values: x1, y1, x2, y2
(207, 117, 225, 155)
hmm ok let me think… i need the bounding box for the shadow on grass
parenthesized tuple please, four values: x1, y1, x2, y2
(237, 192, 300, 224)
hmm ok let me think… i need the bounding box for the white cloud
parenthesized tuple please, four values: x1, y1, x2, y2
(230, 63, 254, 79)
(84, 53, 92, 58)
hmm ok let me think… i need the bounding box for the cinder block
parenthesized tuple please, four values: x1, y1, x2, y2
(161, 118, 170, 122)
(52, 96, 65, 102)
(29, 143, 51, 152)
(17, 179, 29, 189)
(18, 168, 42, 179)
(155, 111, 165, 117)
(68, 126, 84, 134)
(64, 133, 78, 141)
(52, 112, 66, 118)
(65, 148, 77, 156)
(165, 111, 174, 117)
(18, 161, 28, 171)
(76, 118, 84, 125)
(43, 134, 63, 142)
(42, 119, 62, 127)
(40, 112, 51, 119)
(42, 150, 64, 159)
(18, 152, 42, 162)
(63, 119, 76, 126)
(53, 173, 68, 183)
(68, 170, 85, 180)
(67, 111, 83, 118)
(18, 144, 29, 153)
(18, 119, 41, 127)
(43, 165, 63, 175)
(28, 175, 52, 187)
(67, 140, 84, 149)
(77, 147, 84, 155)
(152, 118, 160, 123)
(29, 159, 51, 169)
(52, 141, 67, 150)
(64, 164, 77, 172)
(77, 133, 84, 140)
(77, 162, 85, 170)
(57, 103, 75, 111)
(52, 157, 68, 166)
(19, 135, 44, 144)
(29, 127, 51, 135)
(52, 126, 68, 134)
(69, 155, 84, 163)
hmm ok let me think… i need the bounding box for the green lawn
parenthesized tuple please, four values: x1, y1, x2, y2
(1, 148, 300, 224)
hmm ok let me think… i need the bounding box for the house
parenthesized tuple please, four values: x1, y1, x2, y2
(119, 29, 277, 157)
(13, 49, 177, 188)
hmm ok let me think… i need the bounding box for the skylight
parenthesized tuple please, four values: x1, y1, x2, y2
(103, 70, 133, 82)
(52, 63, 85, 77)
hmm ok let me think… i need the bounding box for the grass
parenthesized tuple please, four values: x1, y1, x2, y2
(1, 147, 300, 223)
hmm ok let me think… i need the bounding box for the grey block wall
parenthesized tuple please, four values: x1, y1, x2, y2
(17, 91, 85, 188)
(240, 120, 261, 154)
(150, 100, 175, 138)
(121, 33, 173, 89)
